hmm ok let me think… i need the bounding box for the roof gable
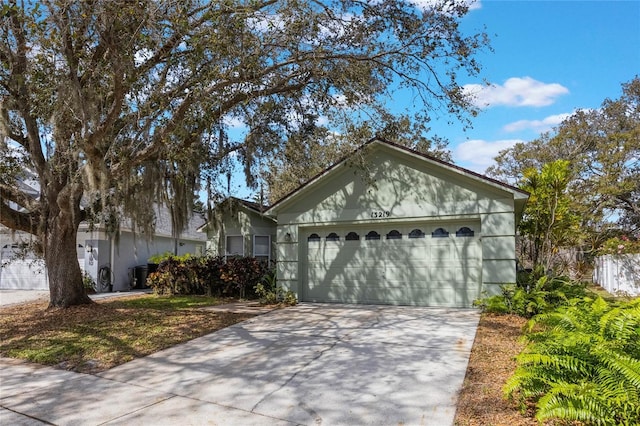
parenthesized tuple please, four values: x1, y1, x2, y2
(266, 138, 528, 216)
(197, 197, 274, 233)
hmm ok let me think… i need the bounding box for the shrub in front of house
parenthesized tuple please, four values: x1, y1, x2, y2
(474, 272, 591, 318)
(147, 255, 273, 299)
(147, 256, 203, 295)
(218, 257, 271, 299)
(254, 269, 297, 306)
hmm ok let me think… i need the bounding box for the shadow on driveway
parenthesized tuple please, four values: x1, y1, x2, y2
(1, 303, 479, 425)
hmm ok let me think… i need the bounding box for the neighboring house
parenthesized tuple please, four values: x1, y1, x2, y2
(1, 207, 206, 292)
(205, 138, 529, 308)
(199, 197, 276, 263)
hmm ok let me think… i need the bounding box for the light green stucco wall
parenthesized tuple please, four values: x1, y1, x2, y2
(270, 142, 524, 306)
(206, 207, 276, 260)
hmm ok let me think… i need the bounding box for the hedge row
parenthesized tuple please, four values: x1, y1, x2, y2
(147, 255, 272, 298)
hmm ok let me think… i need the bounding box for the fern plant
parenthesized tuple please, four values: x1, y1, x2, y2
(475, 275, 590, 318)
(504, 297, 640, 425)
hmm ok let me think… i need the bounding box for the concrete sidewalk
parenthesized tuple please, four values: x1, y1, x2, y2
(0, 303, 479, 425)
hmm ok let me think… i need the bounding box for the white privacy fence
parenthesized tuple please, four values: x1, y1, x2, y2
(593, 254, 640, 297)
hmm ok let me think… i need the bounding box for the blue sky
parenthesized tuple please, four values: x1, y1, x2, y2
(445, 0, 640, 173)
(224, 0, 640, 199)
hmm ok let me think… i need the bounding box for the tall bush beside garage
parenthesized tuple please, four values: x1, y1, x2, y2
(147, 256, 204, 295)
(219, 257, 271, 299)
(504, 297, 640, 425)
(147, 255, 272, 298)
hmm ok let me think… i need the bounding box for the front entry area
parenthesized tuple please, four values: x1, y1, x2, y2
(303, 221, 482, 307)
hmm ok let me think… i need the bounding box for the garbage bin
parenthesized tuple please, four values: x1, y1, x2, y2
(134, 265, 149, 289)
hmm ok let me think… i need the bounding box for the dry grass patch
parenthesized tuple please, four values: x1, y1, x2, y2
(454, 313, 538, 426)
(0, 294, 256, 373)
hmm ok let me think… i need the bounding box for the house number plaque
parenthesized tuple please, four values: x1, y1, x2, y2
(370, 211, 391, 218)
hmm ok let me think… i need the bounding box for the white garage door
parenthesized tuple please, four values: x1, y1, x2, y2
(304, 222, 481, 307)
(0, 245, 85, 290)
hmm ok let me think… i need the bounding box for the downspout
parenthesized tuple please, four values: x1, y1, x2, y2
(110, 235, 115, 291)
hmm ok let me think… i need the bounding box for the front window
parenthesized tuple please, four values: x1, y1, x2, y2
(225, 235, 244, 259)
(253, 235, 270, 263)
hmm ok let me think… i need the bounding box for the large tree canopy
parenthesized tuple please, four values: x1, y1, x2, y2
(264, 112, 453, 203)
(0, 0, 488, 307)
(488, 78, 640, 255)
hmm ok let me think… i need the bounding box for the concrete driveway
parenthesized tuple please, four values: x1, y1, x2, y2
(1, 303, 479, 425)
(0, 290, 49, 306)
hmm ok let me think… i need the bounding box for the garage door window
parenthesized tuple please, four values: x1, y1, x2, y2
(345, 232, 360, 241)
(432, 228, 449, 238)
(326, 232, 340, 241)
(365, 231, 380, 241)
(386, 230, 402, 240)
(308, 233, 321, 242)
(409, 229, 425, 238)
(456, 227, 475, 237)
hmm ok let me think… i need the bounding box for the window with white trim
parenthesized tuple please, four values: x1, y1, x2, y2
(253, 235, 270, 263)
(225, 235, 244, 259)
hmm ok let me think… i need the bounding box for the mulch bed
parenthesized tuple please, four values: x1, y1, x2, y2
(454, 313, 539, 426)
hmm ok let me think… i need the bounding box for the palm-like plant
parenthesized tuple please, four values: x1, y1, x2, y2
(504, 297, 640, 425)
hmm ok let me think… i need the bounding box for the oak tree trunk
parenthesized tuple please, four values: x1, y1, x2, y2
(45, 199, 93, 309)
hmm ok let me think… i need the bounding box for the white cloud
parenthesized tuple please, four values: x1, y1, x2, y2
(463, 77, 569, 108)
(467, 0, 482, 10)
(503, 112, 572, 133)
(454, 139, 523, 173)
(411, 0, 481, 11)
(223, 115, 246, 129)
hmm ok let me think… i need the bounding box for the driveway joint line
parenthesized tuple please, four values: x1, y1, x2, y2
(95, 394, 178, 426)
(1, 405, 56, 425)
(249, 309, 384, 415)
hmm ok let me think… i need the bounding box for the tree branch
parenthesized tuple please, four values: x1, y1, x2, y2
(0, 198, 38, 235)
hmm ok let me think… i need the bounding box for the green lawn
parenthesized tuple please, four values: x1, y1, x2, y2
(0, 295, 256, 373)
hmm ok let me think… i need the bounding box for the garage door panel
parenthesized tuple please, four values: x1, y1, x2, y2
(430, 287, 457, 306)
(308, 266, 384, 285)
(385, 266, 429, 282)
(430, 244, 453, 261)
(453, 245, 481, 260)
(430, 266, 481, 282)
(406, 247, 428, 261)
(308, 255, 380, 269)
(304, 222, 481, 307)
(366, 289, 430, 305)
(341, 266, 384, 283)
